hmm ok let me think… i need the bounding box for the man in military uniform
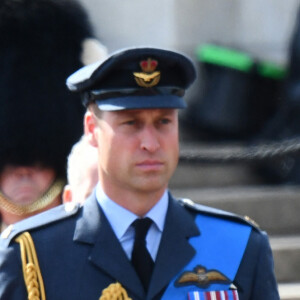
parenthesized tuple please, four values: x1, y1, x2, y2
(0, 0, 107, 232)
(0, 47, 279, 300)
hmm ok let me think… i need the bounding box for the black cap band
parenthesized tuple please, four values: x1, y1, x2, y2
(83, 87, 185, 106)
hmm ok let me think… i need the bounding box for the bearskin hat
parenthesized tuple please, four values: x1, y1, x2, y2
(0, 0, 97, 178)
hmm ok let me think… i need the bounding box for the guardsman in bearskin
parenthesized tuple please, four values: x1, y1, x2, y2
(0, 0, 107, 232)
(0, 47, 279, 300)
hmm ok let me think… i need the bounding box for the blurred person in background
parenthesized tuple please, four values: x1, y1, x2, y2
(0, 0, 107, 232)
(63, 134, 99, 204)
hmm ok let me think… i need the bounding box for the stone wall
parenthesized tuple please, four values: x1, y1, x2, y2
(80, 0, 300, 65)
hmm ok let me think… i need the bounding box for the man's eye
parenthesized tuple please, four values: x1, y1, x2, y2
(160, 118, 171, 124)
(124, 120, 136, 126)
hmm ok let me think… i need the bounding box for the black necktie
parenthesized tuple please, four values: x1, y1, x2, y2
(131, 217, 154, 291)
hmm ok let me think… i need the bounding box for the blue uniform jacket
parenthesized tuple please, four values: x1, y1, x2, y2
(0, 193, 279, 300)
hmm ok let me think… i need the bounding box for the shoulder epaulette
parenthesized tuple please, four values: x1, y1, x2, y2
(178, 198, 260, 230)
(0, 202, 80, 246)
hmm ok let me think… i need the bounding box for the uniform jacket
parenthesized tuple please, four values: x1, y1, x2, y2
(0, 192, 279, 300)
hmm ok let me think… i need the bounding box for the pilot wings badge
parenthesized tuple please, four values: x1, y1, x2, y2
(175, 265, 231, 288)
(133, 58, 161, 88)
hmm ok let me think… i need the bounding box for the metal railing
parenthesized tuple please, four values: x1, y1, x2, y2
(179, 137, 300, 163)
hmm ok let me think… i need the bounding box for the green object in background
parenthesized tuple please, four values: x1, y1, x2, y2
(196, 43, 287, 79)
(257, 61, 286, 79)
(196, 44, 253, 72)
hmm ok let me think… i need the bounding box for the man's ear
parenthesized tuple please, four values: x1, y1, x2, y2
(62, 185, 72, 203)
(84, 111, 98, 147)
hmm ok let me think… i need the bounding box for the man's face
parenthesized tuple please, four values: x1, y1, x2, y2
(87, 108, 179, 196)
(0, 165, 55, 205)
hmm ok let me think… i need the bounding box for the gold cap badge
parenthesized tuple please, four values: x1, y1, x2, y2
(133, 58, 161, 88)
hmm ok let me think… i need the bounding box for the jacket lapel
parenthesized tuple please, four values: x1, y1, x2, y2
(73, 194, 145, 299)
(148, 195, 200, 300)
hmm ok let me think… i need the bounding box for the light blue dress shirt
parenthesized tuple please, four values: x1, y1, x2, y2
(96, 184, 169, 261)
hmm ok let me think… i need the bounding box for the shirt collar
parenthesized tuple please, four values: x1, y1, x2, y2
(96, 183, 168, 240)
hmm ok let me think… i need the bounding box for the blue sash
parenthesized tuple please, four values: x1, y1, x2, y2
(161, 214, 251, 299)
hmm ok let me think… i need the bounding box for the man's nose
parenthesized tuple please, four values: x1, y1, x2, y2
(140, 126, 160, 152)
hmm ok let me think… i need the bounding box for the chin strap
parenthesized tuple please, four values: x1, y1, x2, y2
(15, 232, 46, 300)
(0, 179, 65, 216)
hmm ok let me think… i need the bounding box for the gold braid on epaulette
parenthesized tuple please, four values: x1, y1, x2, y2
(0, 179, 65, 216)
(99, 282, 132, 300)
(15, 232, 46, 300)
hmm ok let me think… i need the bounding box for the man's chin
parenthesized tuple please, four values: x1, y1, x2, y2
(134, 178, 169, 193)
